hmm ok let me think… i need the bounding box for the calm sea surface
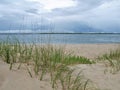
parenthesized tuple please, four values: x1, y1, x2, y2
(0, 33, 120, 44)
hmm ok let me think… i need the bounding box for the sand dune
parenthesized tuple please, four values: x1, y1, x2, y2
(0, 61, 52, 90)
(74, 64, 120, 90)
(0, 44, 120, 90)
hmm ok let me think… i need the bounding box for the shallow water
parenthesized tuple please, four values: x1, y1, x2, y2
(0, 33, 120, 44)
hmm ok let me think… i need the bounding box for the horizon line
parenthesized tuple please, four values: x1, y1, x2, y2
(0, 32, 120, 34)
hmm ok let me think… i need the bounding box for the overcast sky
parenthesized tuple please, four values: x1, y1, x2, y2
(0, 0, 120, 32)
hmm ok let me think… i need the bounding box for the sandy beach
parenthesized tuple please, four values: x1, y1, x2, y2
(0, 44, 120, 90)
(64, 44, 120, 58)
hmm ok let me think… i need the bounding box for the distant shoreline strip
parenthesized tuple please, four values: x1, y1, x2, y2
(0, 33, 120, 35)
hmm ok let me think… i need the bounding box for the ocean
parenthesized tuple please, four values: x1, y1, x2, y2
(0, 33, 120, 44)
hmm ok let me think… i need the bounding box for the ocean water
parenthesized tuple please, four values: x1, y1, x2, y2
(0, 33, 120, 44)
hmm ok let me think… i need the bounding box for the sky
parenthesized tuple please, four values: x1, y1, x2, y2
(0, 0, 120, 33)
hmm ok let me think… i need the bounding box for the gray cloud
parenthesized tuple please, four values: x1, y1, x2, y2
(25, 9, 39, 14)
(44, 0, 113, 18)
(0, 0, 120, 32)
(82, 0, 120, 32)
(48, 0, 120, 32)
(0, 0, 8, 4)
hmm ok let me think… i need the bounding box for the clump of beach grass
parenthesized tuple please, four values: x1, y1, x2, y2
(51, 67, 91, 90)
(0, 38, 95, 90)
(97, 48, 120, 74)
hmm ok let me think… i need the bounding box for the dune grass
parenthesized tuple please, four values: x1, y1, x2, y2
(0, 38, 95, 90)
(97, 48, 120, 73)
(51, 67, 90, 90)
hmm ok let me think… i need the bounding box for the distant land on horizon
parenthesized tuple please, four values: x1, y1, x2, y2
(0, 32, 120, 34)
